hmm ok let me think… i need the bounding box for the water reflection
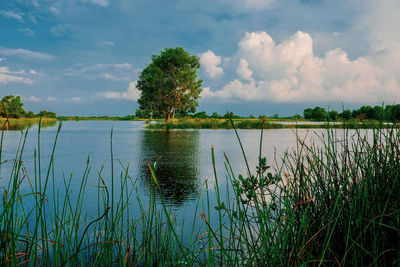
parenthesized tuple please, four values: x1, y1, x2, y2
(0, 119, 58, 131)
(138, 130, 201, 205)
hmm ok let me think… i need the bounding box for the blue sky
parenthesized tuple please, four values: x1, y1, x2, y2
(1, 0, 399, 116)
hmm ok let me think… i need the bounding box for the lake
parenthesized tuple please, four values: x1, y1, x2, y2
(0, 120, 349, 243)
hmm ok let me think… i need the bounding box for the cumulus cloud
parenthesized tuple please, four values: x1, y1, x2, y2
(0, 47, 53, 60)
(203, 31, 400, 103)
(200, 50, 224, 78)
(236, 59, 253, 81)
(47, 96, 56, 101)
(100, 81, 141, 101)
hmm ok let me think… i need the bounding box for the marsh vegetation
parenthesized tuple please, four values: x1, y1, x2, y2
(0, 120, 398, 265)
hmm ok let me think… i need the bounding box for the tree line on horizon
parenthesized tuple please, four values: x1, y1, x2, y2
(0, 95, 57, 119)
(304, 105, 400, 122)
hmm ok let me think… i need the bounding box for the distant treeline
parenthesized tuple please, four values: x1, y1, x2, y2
(304, 105, 400, 121)
(136, 110, 302, 120)
(57, 115, 137, 121)
(0, 95, 57, 119)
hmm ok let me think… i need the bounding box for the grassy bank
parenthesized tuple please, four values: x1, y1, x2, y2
(56, 115, 140, 121)
(0, 123, 399, 265)
(0, 118, 57, 130)
(145, 118, 396, 129)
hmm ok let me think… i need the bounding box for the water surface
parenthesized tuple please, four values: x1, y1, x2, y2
(0, 121, 351, 240)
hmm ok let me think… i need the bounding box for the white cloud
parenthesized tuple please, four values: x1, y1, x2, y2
(18, 28, 35, 36)
(50, 6, 61, 15)
(81, 63, 132, 72)
(70, 96, 82, 102)
(102, 41, 115, 46)
(200, 87, 214, 98)
(0, 66, 33, 84)
(178, 0, 276, 13)
(47, 96, 56, 101)
(26, 95, 40, 102)
(236, 59, 253, 81)
(100, 81, 141, 101)
(0, 10, 24, 22)
(0, 73, 25, 84)
(29, 69, 37, 75)
(237, 0, 276, 11)
(63, 62, 134, 81)
(99, 73, 130, 81)
(50, 25, 71, 37)
(0, 47, 53, 60)
(200, 50, 224, 78)
(89, 0, 109, 7)
(203, 31, 400, 103)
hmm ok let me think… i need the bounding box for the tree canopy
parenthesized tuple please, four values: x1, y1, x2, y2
(0, 95, 26, 118)
(136, 47, 203, 122)
(303, 104, 400, 122)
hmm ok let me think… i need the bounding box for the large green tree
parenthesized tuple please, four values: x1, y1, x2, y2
(0, 95, 26, 118)
(137, 47, 203, 122)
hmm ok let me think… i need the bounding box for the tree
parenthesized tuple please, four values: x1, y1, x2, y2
(327, 110, 339, 121)
(210, 112, 221, 119)
(339, 109, 352, 120)
(193, 111, 208, 119)
(137, 47, 203, 123)
(37, 110, 57, 118)
(1, 95, 26, 118)
(311, 107, 327, 121)
(303, 108, 313, 120)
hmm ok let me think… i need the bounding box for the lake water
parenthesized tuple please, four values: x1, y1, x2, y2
(0, 120, 350, 243)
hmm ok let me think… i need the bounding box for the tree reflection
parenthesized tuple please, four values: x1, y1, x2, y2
(138, 130, 200, 205)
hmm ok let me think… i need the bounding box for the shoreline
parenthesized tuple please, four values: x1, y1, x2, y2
(144, 118, 397, 129)
(0, 118, 57, 130)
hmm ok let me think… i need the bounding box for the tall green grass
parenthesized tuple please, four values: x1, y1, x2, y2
(0, 120, 399, 265)
(146, 118, 397, 129)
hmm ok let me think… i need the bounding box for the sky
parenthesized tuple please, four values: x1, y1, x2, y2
(1, 0, 400, 116)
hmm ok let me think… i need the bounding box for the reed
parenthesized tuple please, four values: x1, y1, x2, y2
(145, 118, 398, 130)
(0, 120, 399, 265)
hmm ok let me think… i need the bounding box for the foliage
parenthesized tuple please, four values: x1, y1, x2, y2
(0, 95, 57, 119)
(37, 110, 57, 118)
(0, 95, 26, 118)
(1, 123, 399, 265)
(210, 112, 221, 119)
(136, 47, 203, 122)
(193, 111, 208, 119)
(304, 104, 400, 122)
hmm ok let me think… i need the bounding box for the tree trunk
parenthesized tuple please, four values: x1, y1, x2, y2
(165, 111, 171, 123)
(172, 108, 175, 121)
